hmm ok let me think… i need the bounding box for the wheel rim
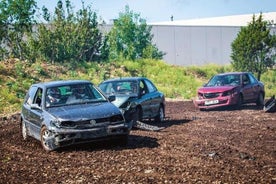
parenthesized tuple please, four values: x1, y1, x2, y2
(41, 128, 53, 151)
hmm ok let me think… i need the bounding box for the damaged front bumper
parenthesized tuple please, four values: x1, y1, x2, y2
(193, 95, 238, 110)
(46, 123, 129, 150)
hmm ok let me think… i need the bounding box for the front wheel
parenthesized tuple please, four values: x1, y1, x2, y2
(235, 94, 243, 109)
(40, 126, 55, 151)
(256, 93, 264, 106)
(154, 106, 165, 123)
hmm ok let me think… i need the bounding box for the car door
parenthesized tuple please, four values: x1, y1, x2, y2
(241, 73, 255, 102)
(143, 79, 161, 118)
(139, 80, 152, 118)
(27, 87, 44, 139)
(248, 73, 262, 100)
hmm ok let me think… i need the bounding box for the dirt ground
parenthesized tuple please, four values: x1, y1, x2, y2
(0, 100, 275, 183)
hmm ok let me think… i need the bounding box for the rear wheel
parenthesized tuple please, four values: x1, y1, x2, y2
(40, 126, 55, 151)
(154, 105, 165, 123)
(256, 93, 264, 106)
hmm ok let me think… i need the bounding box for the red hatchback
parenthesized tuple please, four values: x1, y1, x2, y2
(194, 72, 265, 110)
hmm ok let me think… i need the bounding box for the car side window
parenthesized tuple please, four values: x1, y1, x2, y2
(242, 74, 251, 85)
(144, 79, 157, 93)
(26, 86, 38, 105)
(248, 73, 258, 84)
(34, 88, 43, 107)
(139, 81, 146, 95)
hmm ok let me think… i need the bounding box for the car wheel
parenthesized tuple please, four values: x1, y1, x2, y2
(134, 107, 143, 122)
(236, 94, 243, 109)
(40, 126, 55, 151)
(21, 120, 29, 140)
(256, 93, 264, 106)
(154, 105, 165, 123)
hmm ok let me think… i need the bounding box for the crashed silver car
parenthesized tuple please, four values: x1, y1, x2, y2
(21, 80, 129, 151)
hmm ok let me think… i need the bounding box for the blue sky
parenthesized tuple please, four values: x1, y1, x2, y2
(36, 0, 276, 23)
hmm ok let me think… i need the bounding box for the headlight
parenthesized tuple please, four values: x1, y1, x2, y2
(120, 101, 130, 108)
(222, 89, 238, 97)
(222, 90, 232, 96)
(50, 119, 61, 128)
(198, 92, 203, 99)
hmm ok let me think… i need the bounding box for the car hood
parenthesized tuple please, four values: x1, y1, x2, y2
(198, 86, 238, 93)
(47, 102, 121, 121)
(111, 94, 138, 108)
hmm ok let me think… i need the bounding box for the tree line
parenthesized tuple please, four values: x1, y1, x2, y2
(0, 0, 164, 64)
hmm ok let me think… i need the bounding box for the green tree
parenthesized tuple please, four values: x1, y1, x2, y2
(0, 0, 37, 60)
(26, 0, 103, 63)
(231, 13, 276, 80)
(106, 5, 164, 61)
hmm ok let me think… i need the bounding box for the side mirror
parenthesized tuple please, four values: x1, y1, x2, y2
(108, 95, 116, 102)
(30, 104, 41, 110)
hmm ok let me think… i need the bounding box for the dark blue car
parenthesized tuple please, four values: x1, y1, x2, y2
(21, 80, 129, 151)
(99, 77, 165, 127)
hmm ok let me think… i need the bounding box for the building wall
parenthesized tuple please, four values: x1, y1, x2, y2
(151, 25, 276, 66)
(151, 25, 240, 66)
(101, 24, 275, 66)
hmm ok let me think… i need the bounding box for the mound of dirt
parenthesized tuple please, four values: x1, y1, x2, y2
(0, 101, 275, 183)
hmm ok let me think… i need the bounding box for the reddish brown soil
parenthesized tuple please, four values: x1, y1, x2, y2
(1, 101, 275, 183)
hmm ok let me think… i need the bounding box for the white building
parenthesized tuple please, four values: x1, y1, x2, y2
(149, 12, 276, 66)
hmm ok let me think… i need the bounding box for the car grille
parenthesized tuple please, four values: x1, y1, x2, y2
(203, 92, 220, 99)
(60, 114, 124, 128)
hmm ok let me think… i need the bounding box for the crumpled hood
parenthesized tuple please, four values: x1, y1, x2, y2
(47, 102, 121, 121)
(112, 96, 130, 108)
(198, 86, 237, 93)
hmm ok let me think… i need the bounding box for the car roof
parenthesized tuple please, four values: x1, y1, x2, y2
(32, 80, 93, 88)
(101, 77, 147, 83)
(216, 72, 250, 76)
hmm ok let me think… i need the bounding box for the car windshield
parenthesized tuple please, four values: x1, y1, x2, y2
(46, 83, 107, 107)
(99, 81, 138, 96)
(206, 74, 240, 87)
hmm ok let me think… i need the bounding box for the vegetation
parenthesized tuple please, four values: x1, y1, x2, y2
(0, 0, 37, 59)
(0, 1, 164, 63)
(231, 13, 276, 80)
(1, 59, 275, 115)
(25, 0, 104, 63)
(106, 5, 164, 61)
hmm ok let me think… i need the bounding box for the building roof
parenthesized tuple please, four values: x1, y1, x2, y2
(149, 12, 276, 27)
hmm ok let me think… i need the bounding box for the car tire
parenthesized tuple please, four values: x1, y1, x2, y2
(154, 105, 165, 123)
(40, 126, 55, 151)
(134, 107, 143, 122)
(256, 93, 264, 106)
(21, 120, 29, 141)
(236, 94, 243, 109)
